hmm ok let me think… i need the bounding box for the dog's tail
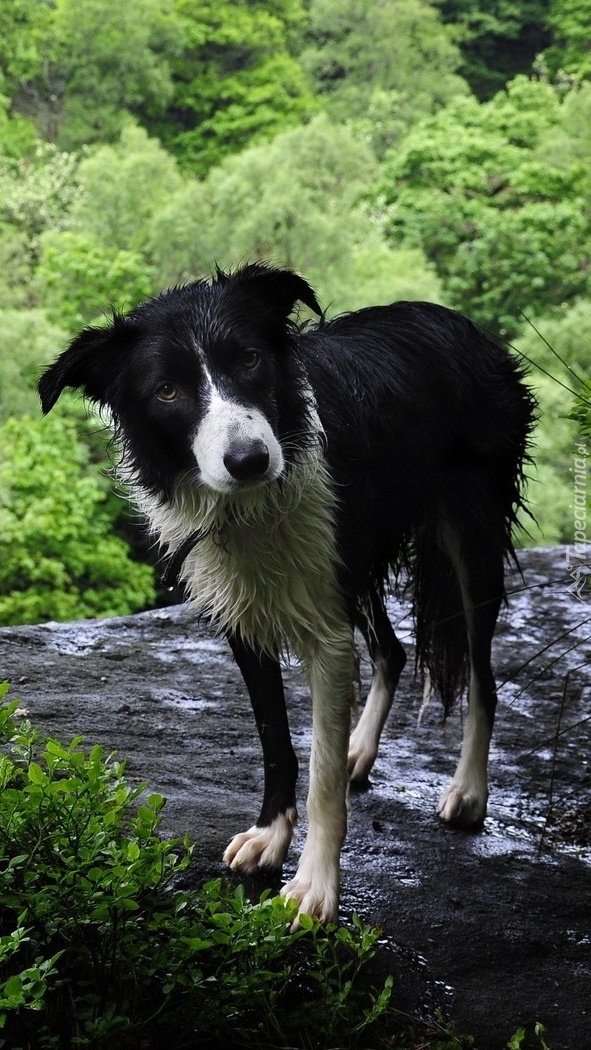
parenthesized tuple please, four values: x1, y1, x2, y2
(409, 326, 535, 714)
(411, 521, 470, 715)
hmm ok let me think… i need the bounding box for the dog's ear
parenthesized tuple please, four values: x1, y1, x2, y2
(38, 317, 134, 414)
(235, 264, 322, 318)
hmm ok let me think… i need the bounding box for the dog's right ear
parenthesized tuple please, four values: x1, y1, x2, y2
(38, 317, 132, 414)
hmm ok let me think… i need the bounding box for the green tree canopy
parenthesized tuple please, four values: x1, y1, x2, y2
(2, 0, 182, 147)
(69, 124, 183, 254)
(0, 309, 67, 422)
(302, 0, 468, 126)
(375, 77, 591, 335)
(36, 231, 155, 330)
(439, 0, 551, 98)
(150, 0, 316, 175)
(0, 412, 155, 625)
(545, 0, 591, 79)
(145, 114, 443, 311)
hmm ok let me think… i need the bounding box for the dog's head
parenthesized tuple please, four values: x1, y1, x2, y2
(38, 264, 322, 500)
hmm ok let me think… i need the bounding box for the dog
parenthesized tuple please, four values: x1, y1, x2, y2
(38, 263, 535, 925)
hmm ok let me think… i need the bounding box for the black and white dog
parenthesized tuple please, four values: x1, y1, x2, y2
(39, 264, 535, 924)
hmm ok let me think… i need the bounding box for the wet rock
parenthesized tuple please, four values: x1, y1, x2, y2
(0, 546, 590, 1049)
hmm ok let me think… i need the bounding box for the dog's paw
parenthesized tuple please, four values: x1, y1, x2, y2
(281, 871, 339, 929)
(347, 736, 377, 784)
(347, 720, 379, 784)
(437, 782, 487, 829)
(280, 840, 340, 929)
(223, 809, 296, 873)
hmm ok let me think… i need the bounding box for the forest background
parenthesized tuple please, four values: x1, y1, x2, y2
(0, 0, 589, 625)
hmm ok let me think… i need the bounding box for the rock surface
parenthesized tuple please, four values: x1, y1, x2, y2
(1, 546, 590, 1049)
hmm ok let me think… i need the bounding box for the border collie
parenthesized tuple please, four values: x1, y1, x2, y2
(38, 263, 535, 925)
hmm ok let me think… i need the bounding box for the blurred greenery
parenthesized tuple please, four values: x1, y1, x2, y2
(0, 0, 588, 625)
(0, 412, 155, 624)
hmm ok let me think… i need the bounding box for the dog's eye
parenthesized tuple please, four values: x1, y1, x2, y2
(156, 383, 178, 402)
(241, 349, 261, 371)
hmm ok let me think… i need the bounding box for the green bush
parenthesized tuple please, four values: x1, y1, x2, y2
(0, 412, 155, 625)
(0, 686, 409, 1049)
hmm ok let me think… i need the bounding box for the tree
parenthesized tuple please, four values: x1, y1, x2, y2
(536, 80, 591, 201)
(439, 0, 551, 98)
(0, 412, 155, 625)
(0, 309, 67, 422)
(150, 0, 316, 175)
(144, 114, 443, 311)
(1, 0, 182, 147)
(0, 144, 79, 252)
(375, 77, 591, 335)
(36, 231, 155, 330)
(545, 0, 591, 80)
(69, 124, 183, 255)
(301, 0, 468, 127)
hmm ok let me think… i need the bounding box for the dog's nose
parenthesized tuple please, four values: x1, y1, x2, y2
(223, 440, 270, 482)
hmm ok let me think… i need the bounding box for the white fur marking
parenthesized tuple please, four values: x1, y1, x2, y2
(282, 632, 354, 926)
(348, 655, 393, 782)
(437, 679, 490, 825)
(141, 450, 344, 659)
(223, 809, 297, 872)
(437, 523, 492, 827)
(192, 384, 283, 493)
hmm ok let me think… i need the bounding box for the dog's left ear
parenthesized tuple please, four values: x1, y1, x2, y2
(238, 264, 322, 318)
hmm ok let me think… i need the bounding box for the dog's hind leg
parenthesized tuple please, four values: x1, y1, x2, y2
(436, 522, 504, 828)
(348, 589, 406, 783)
(223, 632, 298, 872)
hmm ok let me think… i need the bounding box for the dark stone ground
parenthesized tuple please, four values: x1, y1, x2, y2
(1, 547, 590, 1049)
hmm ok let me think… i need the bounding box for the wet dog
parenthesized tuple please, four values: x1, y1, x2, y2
(39, 263, 535, 924)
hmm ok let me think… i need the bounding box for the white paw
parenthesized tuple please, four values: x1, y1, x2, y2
(347, 731, 377, 783)
(279, 830, 341, 929)
(437, 782, 487, 828)
(223, 810, 296, 873)
(281, 869, 339, 929)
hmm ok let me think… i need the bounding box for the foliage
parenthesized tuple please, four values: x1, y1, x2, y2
(70, 123, 184, 254)
(439, 0, 552, 98)
(536, 80, 591, 200)
(512, 305, 591, 544)
(146, 114, 443, 311)
(569, 382, 591, 441)
(514, 373, 578, 546)
(2, 0, 183, 148)
(374, 77, 591, 336)
(36, 231, 155, 330)
(545, 0, 591, 80)
(0, 412, 155, 625)
(302, 0, 468, 129)
(0, 144, 79, 251)
(151, 0, 316, 175)
(0, 691, 442, 1049)
(0, 309, 67, 422)
(507, 1021, 551, 1049)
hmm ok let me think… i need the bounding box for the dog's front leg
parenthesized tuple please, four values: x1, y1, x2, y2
(281, 627, 354, 926)
(223, 632, 299, 873)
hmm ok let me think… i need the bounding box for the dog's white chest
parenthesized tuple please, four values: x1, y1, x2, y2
(144, 461, 346, 657)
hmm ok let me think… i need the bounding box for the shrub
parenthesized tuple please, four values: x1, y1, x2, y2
(0, 686, 405, 1049)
